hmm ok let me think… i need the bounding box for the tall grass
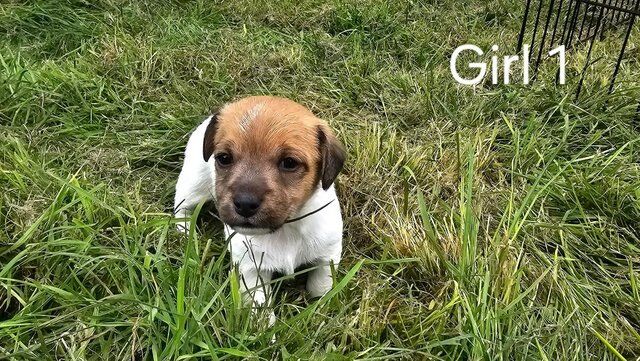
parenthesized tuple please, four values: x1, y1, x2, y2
(1, 0, 639, 359)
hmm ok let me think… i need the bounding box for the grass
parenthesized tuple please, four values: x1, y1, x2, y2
(1, 0, 639, 359)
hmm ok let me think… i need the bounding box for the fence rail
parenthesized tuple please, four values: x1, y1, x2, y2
(517, 0, 639, 103)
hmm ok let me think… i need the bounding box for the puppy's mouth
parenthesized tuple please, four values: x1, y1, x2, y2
(216, 204, 287, 236)
(229, 222, 277, 236)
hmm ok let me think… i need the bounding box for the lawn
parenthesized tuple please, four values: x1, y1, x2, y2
(1, 0, 640, 359)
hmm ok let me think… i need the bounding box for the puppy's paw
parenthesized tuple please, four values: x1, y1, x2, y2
(251, 307, 276, 328)
(267, 310, 276, 328)
(306, 266, 334, 298)
(174, 209, 191, 234)
(307, 284, 331, 299)
(176, 222, 190, 234)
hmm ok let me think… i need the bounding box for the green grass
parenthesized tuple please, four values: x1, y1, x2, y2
(1, 0, 640, 359)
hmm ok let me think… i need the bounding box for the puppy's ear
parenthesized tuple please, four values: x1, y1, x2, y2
(203, 112, 219, 162)
(317, 125, 346, 190)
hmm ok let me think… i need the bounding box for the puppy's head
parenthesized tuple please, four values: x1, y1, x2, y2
(203, 96, 345, 235)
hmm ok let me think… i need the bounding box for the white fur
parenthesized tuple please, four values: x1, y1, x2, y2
(174, 116, 343, 322)
(239, 103, 264, 132)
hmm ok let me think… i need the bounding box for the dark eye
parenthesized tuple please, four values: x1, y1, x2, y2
(215, 153, 233, 167)
(279, 157, 300, 171)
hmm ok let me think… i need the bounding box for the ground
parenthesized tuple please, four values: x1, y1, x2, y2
(1, 0, 639, 359)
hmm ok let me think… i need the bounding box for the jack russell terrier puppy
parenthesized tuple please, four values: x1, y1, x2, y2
(174, 96, 346, 318)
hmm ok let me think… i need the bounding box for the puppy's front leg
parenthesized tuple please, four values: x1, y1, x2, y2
(306, 260, 339, 298)
(239, 267, 276, 325)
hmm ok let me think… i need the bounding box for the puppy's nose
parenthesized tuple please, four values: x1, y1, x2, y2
(233, 193, 262, 218)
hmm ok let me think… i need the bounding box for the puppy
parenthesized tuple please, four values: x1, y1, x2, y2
(174, 96, 345, 319)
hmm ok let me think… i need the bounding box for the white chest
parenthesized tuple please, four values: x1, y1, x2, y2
(225, 186, 343, 275)
(229, 227, 325, 274)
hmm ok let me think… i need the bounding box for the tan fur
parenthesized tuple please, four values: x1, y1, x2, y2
(209, 96, 341, 230)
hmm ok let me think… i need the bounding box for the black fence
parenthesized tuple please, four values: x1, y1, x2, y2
(517, 0, 639, 104)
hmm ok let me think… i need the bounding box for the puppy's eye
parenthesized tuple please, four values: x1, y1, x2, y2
(279, 157, 299, 172)
(215, 153, 233, 167)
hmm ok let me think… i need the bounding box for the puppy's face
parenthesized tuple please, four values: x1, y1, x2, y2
(203, 96, 345, 235)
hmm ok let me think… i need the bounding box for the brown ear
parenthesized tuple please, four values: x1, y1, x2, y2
(317, 125, 346, 190)
(203, 112, 219, 162)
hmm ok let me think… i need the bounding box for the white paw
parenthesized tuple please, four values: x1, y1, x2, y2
(251, 306, 276, 327)
(307, 272, 333, 298)
(268, 310, 276, 327)
(174, 209, 191, 234)
(307, 284, 331, 298)
(176, 221, 190, 234)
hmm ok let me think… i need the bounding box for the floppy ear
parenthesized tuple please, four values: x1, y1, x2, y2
(202, 112, 219, 162)
(317, 125, 346, 190)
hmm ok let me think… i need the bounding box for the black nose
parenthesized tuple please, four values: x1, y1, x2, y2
(233, 193, 262, 218)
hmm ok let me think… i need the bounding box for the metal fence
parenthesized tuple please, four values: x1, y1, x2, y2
(517, 0, 639, 104)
